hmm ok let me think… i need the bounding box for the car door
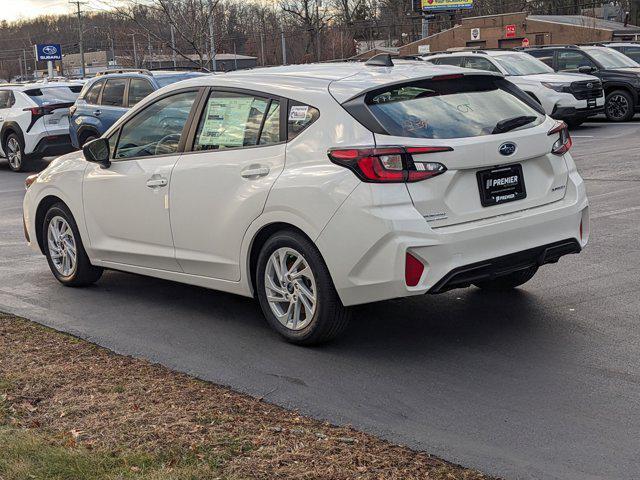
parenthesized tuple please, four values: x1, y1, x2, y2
(83, 88, 201, 270)
(98, 77, 130, 131)
(170, 88, 286, 280)
(556, 50, 597, 73)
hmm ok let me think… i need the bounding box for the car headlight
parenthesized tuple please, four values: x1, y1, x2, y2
(25, 174, 39, 190)
(541, 82, 572, 93)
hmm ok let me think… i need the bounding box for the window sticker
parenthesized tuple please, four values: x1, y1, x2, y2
(289, 105, 309, 121)
(198, 96, 255, 147)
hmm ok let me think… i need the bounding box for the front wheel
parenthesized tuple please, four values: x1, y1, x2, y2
(43, 203, 103, 287)
(605, 90, 635, 122)
(256, 230, 350, 345)
(473, 266, 538, 291)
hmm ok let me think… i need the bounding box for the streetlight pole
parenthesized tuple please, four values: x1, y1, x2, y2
(170, 24, 177, 68)
(209, 1, 216, 71)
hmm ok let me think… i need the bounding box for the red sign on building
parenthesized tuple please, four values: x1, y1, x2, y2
(505, 24, 517, 39)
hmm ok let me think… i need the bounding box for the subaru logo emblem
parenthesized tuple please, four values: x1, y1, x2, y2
(42, 45, 58, 55)
(499, 142, 517, 156)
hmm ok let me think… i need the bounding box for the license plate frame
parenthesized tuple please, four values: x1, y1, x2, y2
(476, 164, 527, 207)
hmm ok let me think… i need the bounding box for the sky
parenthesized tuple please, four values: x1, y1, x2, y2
(0, 0, 114, 22)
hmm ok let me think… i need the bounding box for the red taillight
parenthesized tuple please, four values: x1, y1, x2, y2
(24, 106, 47, 116)
(405, 252, 424, 287)
(328, 146, 450, 183)
(548, 121, 572, 155)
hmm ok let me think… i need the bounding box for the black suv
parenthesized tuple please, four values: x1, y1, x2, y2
(522, 45, 640, 121)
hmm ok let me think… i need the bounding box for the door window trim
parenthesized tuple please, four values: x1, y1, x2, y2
(107, 87, 206, 161)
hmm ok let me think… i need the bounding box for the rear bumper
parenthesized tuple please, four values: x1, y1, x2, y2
(31, 135, 75, 159)
(429, 239, 580, 294)
(317, 164, 589, 307)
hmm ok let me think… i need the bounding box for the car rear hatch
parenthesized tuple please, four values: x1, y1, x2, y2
(24, 85, 82, 133)
(339, 72, 570, 228)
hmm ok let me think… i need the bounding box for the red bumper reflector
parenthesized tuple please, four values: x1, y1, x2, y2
(405, 252, 424, 287)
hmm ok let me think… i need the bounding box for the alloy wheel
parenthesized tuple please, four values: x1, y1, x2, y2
(6, 137, 22, 170)
(606, 94, 629, 120)
(264, 247, 317, 331)
(47, 216, 78, 277)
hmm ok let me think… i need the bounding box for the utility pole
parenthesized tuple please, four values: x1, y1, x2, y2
(209, 3, 217, 71)
(233, 41, 238, 71)
(340, 28, 344, 59)
(281, 30, 287, 65)
(22, 50, 27, 79)
(260, 32, 265, 66)
(316, 0, 321, 61)
(70, 1, 86, 78)
(170, 24, 177, 68)
(18, 57, 23, 80)
(130, 34, 138, 68)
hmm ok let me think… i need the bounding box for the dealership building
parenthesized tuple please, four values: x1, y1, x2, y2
(396, 12, 640, 56)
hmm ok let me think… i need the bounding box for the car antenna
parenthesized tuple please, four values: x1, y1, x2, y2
(365, 54, 394, 67)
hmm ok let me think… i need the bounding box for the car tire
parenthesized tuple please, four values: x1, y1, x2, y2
(256, 230, 350, 345)
(4, 132, 29, 172)
(605, 90, 635, 122)
(473, 266, 538, 291)
(43, 203, 103, 287)
(79, 132, 98, 148)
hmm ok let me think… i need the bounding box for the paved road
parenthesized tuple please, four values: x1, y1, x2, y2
(1, 123, 639, 480)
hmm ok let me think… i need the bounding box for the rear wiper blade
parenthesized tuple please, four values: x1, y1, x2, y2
(492, 115, 537, 134)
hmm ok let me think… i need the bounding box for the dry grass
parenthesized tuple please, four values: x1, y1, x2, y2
(0, 313, 498, 480)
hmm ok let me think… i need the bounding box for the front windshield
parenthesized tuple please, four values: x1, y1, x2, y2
(493, 53, 554, 75)
(584, 47, 640, 69)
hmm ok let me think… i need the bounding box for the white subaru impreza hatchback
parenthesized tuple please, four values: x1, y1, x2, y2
(23, 58, 589, 344)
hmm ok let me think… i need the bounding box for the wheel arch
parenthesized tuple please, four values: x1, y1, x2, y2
(1, 122, 25, 154)
(604, 84, 638, 104)
(76, 125, 101, 144)
(34, 195, 68, 254)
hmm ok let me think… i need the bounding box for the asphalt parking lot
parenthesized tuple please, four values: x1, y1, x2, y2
(1, 121, 639, 480)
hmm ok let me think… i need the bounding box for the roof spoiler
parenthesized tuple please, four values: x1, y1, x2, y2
(365, 54, 394, 67)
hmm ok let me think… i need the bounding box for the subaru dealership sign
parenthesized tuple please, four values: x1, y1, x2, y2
(35, 44, 62, 61)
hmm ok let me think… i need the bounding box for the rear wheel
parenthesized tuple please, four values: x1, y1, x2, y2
(43, 203, 103, 287)
(605, 90, 635, 122)
(473, 266, 538, 291)
(5, 132, 28, 172)
(256, 230, 350, 345)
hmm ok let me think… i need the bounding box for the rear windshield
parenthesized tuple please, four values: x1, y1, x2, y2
(362, 76, 545, 139)
(25, 85, 82, 106)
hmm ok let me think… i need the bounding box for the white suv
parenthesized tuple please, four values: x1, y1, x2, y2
(22, 59, 589, 344)
(425, 50, 605, 127)
(0, 82, 82, 172)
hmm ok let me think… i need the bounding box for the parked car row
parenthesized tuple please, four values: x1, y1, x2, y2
(23, 56, 589, 344)
(0, 70, 206, 172)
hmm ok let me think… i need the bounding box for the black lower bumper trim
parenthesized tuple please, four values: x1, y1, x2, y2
(552, 105, 604, 121)
(429, 239, 581, 294)
(31, 135, 74, 159)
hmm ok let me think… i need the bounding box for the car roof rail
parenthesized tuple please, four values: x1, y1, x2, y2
(365, 53, 394, 67)
(95, 68, 152, 77)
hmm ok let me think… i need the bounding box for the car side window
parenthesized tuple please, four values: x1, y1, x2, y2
(128, 78, 155, 107)
(0, 90, 14, 109)
(193, 91, 280, 150)
(527, 50, 554, 67)
(114, 90, 198, 159)
(84, 80, 104, 105)
(287, 101, 319, 141)
(101, 78, 127, 107)
(624, 47, 640, 63)
(432, 56, 464, 67)
(557, 51, 595, 71)
(465, 57, 501, 73)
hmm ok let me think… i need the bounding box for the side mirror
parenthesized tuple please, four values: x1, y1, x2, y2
(578, 65, 595, 74)
(82, 137, 111, 168)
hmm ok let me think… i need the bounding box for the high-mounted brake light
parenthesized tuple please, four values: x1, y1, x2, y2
(431, 74, 465, 81)
(548, 121, 572, 155)
(328, 146, 450, 183)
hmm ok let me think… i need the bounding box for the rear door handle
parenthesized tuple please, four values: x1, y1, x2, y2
(241, 166, 270, 178)
(146, 177, 168, 188)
